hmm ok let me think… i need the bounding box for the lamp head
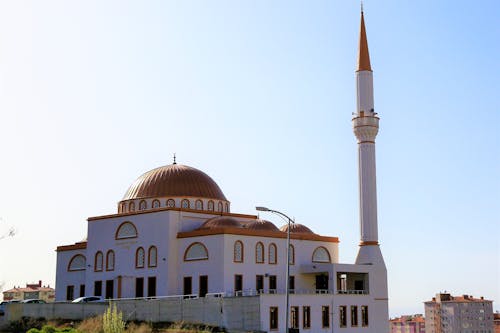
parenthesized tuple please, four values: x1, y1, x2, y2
(255, 206, 270, 212)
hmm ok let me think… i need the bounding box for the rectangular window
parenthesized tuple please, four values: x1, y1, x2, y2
(361, 305, 369, 326)
(303, 306, 311, 329)
(199, 275, 208, 297)
(269, 275, 277, 292)
(183, 276, 192, 296)
(256, 275, 264, 293)
(291, 306, 299, 329)
(79, 284, 85, 297)
(234, 274, 243, 294)
(105, 279, 114, 299)
(94, 281, 102, 296)
(147, 277, 156, 297)
(322, 306, 330, 328)
(270, 307, 278, 330)
(339, 305, 347, 327)
(66, 285, 74, 301)
(135, 278, 144, 298)
(351, 305, 358, 326)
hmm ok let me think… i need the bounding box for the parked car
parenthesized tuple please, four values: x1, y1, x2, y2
(72, 296, 104, 303)
(21, 299, 46, 304)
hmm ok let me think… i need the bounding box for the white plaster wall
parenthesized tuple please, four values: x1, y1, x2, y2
(55, 250, 86, 301)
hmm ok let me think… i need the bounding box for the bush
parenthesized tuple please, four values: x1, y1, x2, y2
(77, 315, 103, 333)
(102, 303, 125, 333)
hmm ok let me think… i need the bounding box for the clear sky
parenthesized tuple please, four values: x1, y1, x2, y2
(0, 0, 498, 317)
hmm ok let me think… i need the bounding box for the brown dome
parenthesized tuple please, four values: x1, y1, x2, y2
(122, 164, 227, 201)
(280, 223, 315, 234)
(198, 216, 241, 230)
(245, 219, 279, 231)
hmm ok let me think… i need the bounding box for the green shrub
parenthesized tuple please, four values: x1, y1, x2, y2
(41, 325, 57, 333)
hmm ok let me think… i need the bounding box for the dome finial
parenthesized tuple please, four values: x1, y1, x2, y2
(173, 153, 177, 165)
(361, 1, 364, 13)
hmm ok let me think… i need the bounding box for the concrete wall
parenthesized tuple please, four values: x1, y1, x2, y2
(2, 296, 261, 332)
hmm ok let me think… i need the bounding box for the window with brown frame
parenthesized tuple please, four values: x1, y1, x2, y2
(152, 199, 160, 209)
(339, 305, 347, 327)
(303, 306, 311, 329)
(94, 251, 103, 272)
(351, 305, 359, 326)
(195, 200, 203, 210)
(207, 200, 214, 211)
(115, 221, 138, 240)
(136, 247, 145, 268)
(269, 307, 278, 330)
(129, 201, 135, 212)
(106, 250, 115, 271)
(184, 242, 208, 261)
(148, 246, 157, 267)
(234, 241, 243, 262)
(268, 243, 277, 264)
(181, 199, 190, 209)
(68, 254, 86, 271)
(217, 202, 223, 212)
(361, 305, 368, 326)
(166, 199, 175, 207)
(255, 242, 264, 263)
(322, 306, 330, 328)
(139, 200, 147, 210)
(291, 306, 299, 329)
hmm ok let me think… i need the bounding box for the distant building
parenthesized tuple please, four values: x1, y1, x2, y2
(390, 314, 425, 333)
(494, 313, 500, 333)
(2, 280, 55, 302)
(424, 293, 493, 333)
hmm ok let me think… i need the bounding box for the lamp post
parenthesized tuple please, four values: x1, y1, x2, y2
(256, 206, 294, 333)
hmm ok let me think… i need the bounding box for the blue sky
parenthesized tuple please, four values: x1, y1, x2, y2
(0, 0, 498, 316)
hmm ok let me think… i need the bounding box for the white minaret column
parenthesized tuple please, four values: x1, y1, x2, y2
(353, 10, 384, 266)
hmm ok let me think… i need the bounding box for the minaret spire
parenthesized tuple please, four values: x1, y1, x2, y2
(357, 9, 372, 72)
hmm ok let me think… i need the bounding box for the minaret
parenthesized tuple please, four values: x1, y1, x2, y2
(352, 9, 385, 266)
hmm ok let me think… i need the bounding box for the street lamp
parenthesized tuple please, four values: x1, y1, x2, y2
(256, 206, 295, 333)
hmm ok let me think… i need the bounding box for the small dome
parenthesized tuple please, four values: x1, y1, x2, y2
(280, 223, 315, 234)
(245, 219, 279, 232)
(122, 164, 227, 201)
(198, 216, 241, 230)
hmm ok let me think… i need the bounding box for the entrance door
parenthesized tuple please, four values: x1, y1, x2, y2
(147, 277, 156, 297)
(105, 280, 114, 299)
(315, 274, 328, 293)
(183, 276, 192, 296)
(135, 278, 144, 298)
(199, 275, 208, 297)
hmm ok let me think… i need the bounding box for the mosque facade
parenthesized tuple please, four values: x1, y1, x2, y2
(55, 11, 389, 333)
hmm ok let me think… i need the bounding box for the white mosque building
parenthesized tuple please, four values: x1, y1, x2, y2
(55, 11, 389, 332)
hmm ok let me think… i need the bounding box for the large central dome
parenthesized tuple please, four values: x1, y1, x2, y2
(122, 164, 227, 201)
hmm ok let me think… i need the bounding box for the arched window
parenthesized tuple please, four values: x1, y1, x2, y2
(217, 202, 223, 212)
(148, 246, 157, 267)
(234, 240, 244, 263)
(312, 246, 331, 263)
(68, 254, 86, 271)
(135, 247, 145, 268)
(181, 199, 190, 209)
(152, 200, 160, 209)
(225, 203, 229, 212)
(195, 200, 203, 210)
(116, 222, 138, 240)
(207, 200, 214, 211)
(119, 203, 126, 213)
(139, 200, 147, 211)
(289, 244, 295, 265)
(166, 199, 175, 208)
(184, 242, 209, 261)
(106, 250, 115, 271)
(94, 251, 103, 272)
(255, 242, 264, 263)
(269, 243, 277, 264)
(129, 201, 135, 212)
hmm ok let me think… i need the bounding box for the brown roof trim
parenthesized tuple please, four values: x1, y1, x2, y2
(88, 207, 257, 222)
(56, 242, 87, 252)
(177, 227, 339, 242)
